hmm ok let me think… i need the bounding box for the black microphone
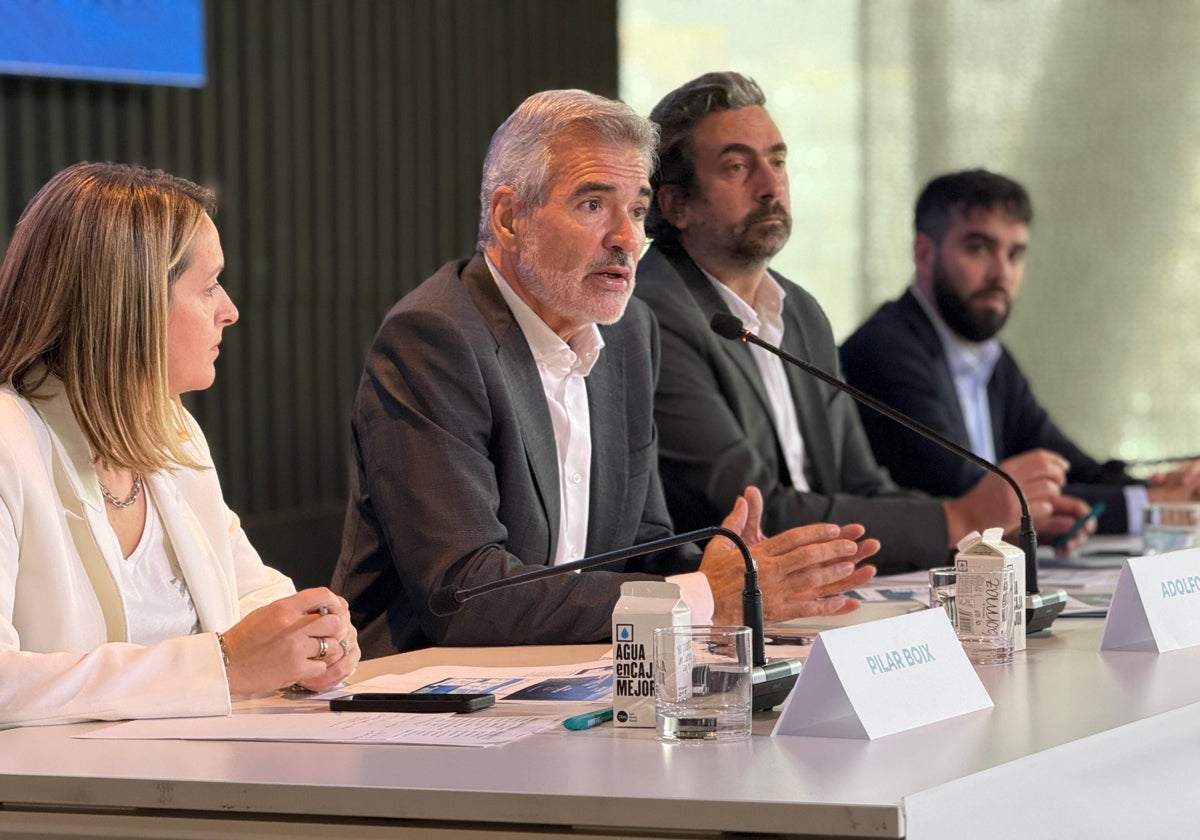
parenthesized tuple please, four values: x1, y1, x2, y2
(710, 311, 1065, 633)
(428, 526, 800, 710)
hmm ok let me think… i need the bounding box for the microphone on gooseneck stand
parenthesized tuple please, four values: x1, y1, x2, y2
(709, 312, 1066, 633)
(428, 526, 802, 710)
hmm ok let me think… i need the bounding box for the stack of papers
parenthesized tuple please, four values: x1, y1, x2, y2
(78, 659, 616, 748)
(80, 711, 558, 746)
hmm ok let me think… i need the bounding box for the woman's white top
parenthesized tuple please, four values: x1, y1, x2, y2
(0, 376, 296, 728)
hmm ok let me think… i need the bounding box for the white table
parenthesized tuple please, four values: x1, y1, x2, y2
(2, 619, 1199, 839)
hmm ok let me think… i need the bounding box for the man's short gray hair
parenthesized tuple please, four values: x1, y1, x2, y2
(477, 89, 660, 247)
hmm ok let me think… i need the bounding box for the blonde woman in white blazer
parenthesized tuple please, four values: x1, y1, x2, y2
(0, 163, 358, 728)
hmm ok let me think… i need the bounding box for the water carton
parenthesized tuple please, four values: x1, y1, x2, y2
(955, 527, 1026, 651)
(611, 581, 690, 727)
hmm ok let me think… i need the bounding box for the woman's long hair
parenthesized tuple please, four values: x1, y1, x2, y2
(0, 162, 217, 472)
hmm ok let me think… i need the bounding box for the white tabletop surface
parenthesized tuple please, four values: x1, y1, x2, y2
(3, 615, 1199, 838)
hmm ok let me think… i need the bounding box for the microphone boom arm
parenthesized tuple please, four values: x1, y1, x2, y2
(431, 526, 767, 666)
(711, 313, 1040, 594)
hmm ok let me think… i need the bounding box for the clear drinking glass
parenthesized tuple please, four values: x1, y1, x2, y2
(953, 565, 1016, 665)
(652, 625, 752, 743)
(1143, 503, 1200, 555)
(929, 566, 957, 623)
(929, 565, 1016, 665)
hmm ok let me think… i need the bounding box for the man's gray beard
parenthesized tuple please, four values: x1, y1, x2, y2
(513, 247, 632, 328)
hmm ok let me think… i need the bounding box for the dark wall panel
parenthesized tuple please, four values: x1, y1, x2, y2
(0, 0, 619, 587)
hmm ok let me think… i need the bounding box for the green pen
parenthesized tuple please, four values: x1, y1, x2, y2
(563, 706, 614, 731)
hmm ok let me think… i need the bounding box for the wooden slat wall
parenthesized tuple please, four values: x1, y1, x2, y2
(0, 0, 619, 586)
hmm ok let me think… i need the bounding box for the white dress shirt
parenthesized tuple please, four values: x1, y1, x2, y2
(489, 260, 601, 568)
(486, 256, 713, 621)
(706, 269, 810, 491)
(913, 286, 1001, 464)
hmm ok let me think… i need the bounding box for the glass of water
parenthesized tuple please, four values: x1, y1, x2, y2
(929, 566, 957, 623)
(929, 565, 1016, 665)
(954, 566, 1016, 665)
(1143, 503, 1200, 555)
(653, 625, 752, 743)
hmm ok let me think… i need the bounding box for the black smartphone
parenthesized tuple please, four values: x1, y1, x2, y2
(1050, 502, 1106, 549)
(328, 692, 495, 713)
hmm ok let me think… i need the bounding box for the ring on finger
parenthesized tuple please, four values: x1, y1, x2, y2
(311, 636, 329, 660)
(339, 639, 351, 655)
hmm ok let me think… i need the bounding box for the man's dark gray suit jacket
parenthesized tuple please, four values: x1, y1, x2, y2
(332, 254, 697, 657)
(840, 289, 1135, 534)
(633, 241, 948, 575)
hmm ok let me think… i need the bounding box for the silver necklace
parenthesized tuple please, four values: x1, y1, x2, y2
(98, 472, 144, 509)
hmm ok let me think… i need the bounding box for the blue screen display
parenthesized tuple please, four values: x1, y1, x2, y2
(0, 1, 205, 88)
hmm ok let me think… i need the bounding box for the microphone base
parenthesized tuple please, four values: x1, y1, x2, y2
(1025, 589, 1067, 634)
(752, 657, 803, 711)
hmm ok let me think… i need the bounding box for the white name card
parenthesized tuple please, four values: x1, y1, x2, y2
(772, 609, 992, 740)
(1100, 549, 1200, 653)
